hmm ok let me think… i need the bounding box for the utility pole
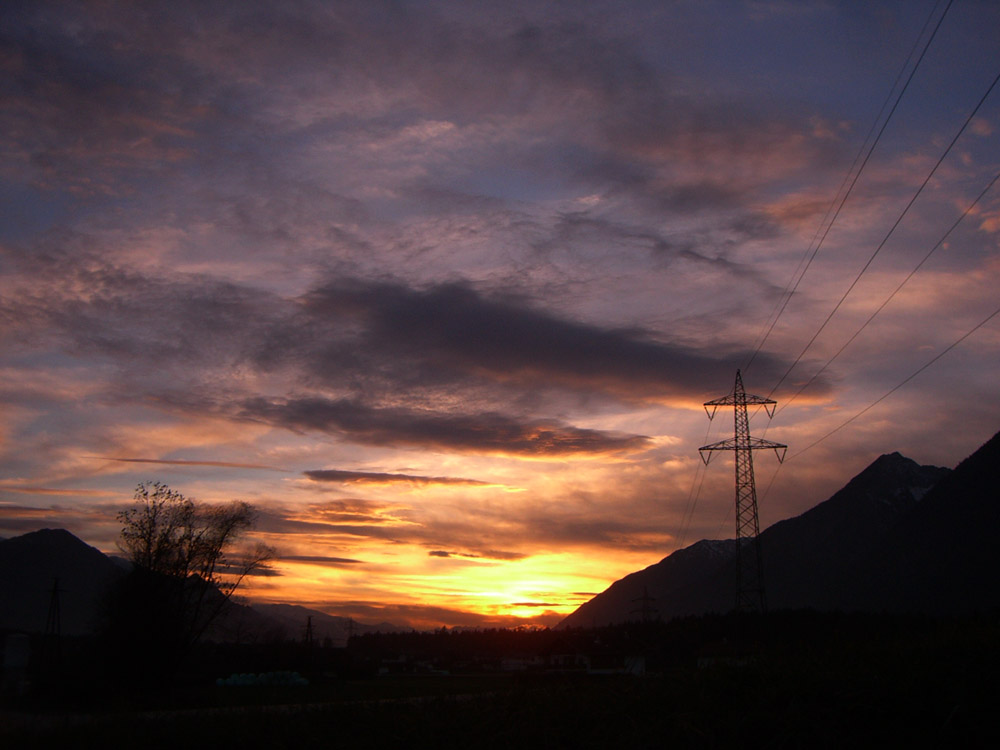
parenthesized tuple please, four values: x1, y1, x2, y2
(699, 370, 786, 613)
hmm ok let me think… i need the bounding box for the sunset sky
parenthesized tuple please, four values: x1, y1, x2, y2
(2, 0, 999, 630)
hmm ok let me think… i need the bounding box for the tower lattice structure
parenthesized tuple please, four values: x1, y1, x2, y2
(699, 370, 786, 613)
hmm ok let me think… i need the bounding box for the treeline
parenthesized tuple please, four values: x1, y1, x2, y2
(6, 609, 1000, 746)
(14, 608, 999, 701)
(348, 608, 989, 666)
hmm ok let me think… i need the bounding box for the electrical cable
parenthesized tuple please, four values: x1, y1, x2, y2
(744, 0, 955, 374)
(766, 65, 1000, 400)
(788, 302, 1000, 461)
(776, 168, 1000, 414)
(675, 418, 715, 549)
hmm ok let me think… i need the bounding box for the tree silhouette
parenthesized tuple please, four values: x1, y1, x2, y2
(107, 482, 274, 681)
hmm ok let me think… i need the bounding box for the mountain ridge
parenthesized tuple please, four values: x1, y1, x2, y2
(0, 528, 125, 635)
(0, 529, 403, 638)
(558, 435, 995, 628)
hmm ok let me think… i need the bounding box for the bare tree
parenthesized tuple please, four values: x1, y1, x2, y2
(111, 482, 274, 670)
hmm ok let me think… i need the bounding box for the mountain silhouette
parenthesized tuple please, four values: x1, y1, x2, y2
(856, 429, 1000, 613)
(0, 528, 124, 635)
(559, 432, 1000, 628)
(254, 603, 404, 644)
(5, 431, 997, 636)
(0, 529, 404, 639)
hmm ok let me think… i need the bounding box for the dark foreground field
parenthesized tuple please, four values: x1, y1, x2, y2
(4, 611, 999, 748)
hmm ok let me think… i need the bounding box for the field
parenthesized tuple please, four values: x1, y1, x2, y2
(3, 611, 999, 748)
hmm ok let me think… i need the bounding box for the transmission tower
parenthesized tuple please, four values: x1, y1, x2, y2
(630, 586, 658, 622)
(42, 577, 63, 671)
(699, 370, 787, 613)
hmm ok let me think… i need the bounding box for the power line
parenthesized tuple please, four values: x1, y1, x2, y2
(776, 168, 1000, 414)
(789, 302, 1000, 461)
(737, 0, 954, 519)
(744, 0, 955, 373)
(675, 418, 716, 549)
(766, 64, 1000, 400)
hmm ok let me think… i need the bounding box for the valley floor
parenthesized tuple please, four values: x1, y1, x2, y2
(4, 610, 998, 748)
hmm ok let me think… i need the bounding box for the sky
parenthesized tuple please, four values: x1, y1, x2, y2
(2, 0, 1000, 630)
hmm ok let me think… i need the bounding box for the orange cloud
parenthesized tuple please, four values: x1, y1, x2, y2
(94, 456, 288, 471)
(304, 468, 495, 487)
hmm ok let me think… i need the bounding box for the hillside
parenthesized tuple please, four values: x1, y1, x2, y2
(0, 528, 124, 635)
(0, 528, 403, 640)
(559, 432, 1000, 627)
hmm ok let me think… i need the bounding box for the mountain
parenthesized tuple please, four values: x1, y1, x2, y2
(558, 434, 995, 627)
(252, 603, 405, 645)
(0, 528, 405, 640)
(0, 528, 124, 635)
(560, 539, 739, 629)
(857, 429, 1000, 614)
(758, 451, 950, 612)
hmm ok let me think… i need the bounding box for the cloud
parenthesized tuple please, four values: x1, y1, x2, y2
(304, 468, 492, 487)
(0, 502, 68, 518)
(4, 252, 812, 427)
(278, 554, 365, 568)
(0, 485, 111, 497)
(95, 457, 287, 471)
(298, 278, 802, 402)
(427, 548, 527, 561)
(0, 4, 209, 193)
(244, 396, 651, 457)
(256, 503, 398, 535)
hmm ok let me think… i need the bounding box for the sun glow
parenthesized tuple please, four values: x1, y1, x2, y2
(244, 546, 656, 628)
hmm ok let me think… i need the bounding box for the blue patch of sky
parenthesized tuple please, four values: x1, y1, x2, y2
(0, 182, 76, 243)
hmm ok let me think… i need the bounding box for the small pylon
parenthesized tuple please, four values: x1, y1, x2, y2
(630, 586, 658, 622)
(42, 577, 63, 671)
(699, 370, 786, 613)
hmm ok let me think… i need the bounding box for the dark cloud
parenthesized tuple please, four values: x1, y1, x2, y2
(256, 499, 408, 537)
(427, 548, 528, 562)
(479, 549, 528, 561)
(0, 3, 211, 192)
(217, 562, 281, 577)
(304, 469, 491, 487)
(278, 554, 365, 568)
(5, 252, 817, 444)
(300, 278, 799, 401)
(243, 395, 650, 457)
